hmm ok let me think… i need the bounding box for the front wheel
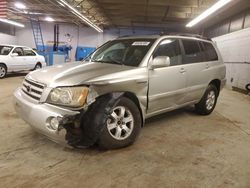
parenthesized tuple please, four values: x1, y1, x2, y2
(0, 64, 7, 79)
(195, 84, 218, 115)
(98, 97, 142, 149)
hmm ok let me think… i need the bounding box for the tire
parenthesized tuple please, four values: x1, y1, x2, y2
(0, 64, 7, 79)
(246, 84, 250, 92)
(34, 63, 42, 70)
(195, 84, 218, 115)
(98, 97, 142, 150)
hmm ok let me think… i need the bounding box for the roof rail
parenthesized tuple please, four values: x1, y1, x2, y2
(160, 32, 212, 41)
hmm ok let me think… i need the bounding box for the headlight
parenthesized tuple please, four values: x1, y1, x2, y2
(47, 87, 89, 107)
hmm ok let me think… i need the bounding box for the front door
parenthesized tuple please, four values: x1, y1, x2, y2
(9, 47, 27, 71)
(148, 38, 187, 114)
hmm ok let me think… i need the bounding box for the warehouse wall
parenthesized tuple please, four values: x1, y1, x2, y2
(0, 33, 17, 44)
(16, 23, 110, 60)
(15, 23, 161, 60)
(213, 28, 250, 90)
(205, 8, 250, 38)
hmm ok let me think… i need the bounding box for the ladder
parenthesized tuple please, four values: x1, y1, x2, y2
(30, 18, 45, 52)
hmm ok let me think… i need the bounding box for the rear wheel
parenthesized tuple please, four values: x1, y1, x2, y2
(34, 63, 42, 70)
(195, 84, 218, 115)
(98, 97, 141, 149)
(0, 64, 7, 79)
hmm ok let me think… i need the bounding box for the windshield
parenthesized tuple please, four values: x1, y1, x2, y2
(86, 39, 156, 67)
(0, 46, 13, 55)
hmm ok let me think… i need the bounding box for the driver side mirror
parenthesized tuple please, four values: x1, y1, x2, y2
(11, 53, 19, 57)
(150, 56, 170, 69)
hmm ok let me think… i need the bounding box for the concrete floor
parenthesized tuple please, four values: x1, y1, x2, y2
(0, 74, 250, 188)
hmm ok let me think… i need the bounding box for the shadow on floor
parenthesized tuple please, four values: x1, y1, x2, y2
(6, 72, 28, 78)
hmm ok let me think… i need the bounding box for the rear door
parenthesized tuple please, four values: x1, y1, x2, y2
(180, 39, 212, 102)
(148, 38, 187, 114)
(23, 48, 38, 70)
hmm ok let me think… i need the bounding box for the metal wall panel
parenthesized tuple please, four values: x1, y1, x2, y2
(244, 12, 250, 28)
(205, 8, 250, 38)
(230, 14, 244, 32)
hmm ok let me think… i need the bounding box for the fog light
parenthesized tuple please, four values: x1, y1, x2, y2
(50, 117, 59, 130)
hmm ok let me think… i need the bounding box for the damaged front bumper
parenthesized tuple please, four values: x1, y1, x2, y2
(14, 87, 80, 146)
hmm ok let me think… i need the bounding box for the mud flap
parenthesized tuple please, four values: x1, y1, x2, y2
(65, 92, 124, 148)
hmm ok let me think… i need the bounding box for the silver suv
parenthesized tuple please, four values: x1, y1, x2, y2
(14, 34, 226, 149)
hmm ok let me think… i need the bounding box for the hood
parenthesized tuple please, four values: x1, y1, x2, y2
(27, 62, 135, 87)
(0, 55, 8, 58)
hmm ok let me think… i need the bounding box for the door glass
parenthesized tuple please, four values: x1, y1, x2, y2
(182, 39, 203, 64)
(153, 39, 182, 66)
(12, 47, 24, 56)
(23, 49, 36, 56)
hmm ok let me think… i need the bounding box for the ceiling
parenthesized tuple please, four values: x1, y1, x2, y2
(5, 0, 250, 31)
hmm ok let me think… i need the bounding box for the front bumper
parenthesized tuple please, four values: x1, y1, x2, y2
(14, 87, 80, 145)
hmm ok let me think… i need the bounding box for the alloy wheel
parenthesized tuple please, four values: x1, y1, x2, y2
(206, 90, 216, 110)
(0, 67, 6, 78)
(107, 106, 134, 140)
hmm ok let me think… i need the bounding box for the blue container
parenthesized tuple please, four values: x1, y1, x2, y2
(75, 46, 96, 61)
(36, 45, 71, 65)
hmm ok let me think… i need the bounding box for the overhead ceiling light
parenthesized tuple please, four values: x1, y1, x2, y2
(186, 0, 232, 28)
(58, 1, 65, 7)
(58, 0, 103, 32)
(45, 17, 55, 22)
(0, 18, 25, 27)
(14, 2, 26, 9)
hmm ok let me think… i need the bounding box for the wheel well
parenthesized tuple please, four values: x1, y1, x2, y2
(36, 62, 42, 66)
(209, 79, 221, 94)
(95, 91, 144, 127)
(123, 92, 144, 127)
(0, 63, 7, 71)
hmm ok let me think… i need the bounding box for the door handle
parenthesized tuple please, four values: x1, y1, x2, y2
(179, 68, 186, 73)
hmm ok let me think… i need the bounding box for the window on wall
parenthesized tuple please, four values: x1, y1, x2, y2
(153, 39, 182, 66)
(0, 22, 15, 35)
(181, 39, 204, 64)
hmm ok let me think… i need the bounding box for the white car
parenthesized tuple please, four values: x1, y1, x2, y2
(0, 45, 46, 78)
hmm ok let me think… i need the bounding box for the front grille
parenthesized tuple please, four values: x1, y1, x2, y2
(22, 79, 45, 101)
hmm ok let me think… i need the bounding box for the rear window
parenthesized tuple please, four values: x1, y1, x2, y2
(0, 46, 13, 55)
(181, 39, 204, 64)
(202, 42, 218, 61)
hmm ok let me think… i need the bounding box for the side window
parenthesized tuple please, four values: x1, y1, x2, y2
(153, 39, 182, 66)
(202, 42, 218, 61)
(23, 49, 36, 56)
(181, 39, 203, 64)
(12, 47, 24, 56)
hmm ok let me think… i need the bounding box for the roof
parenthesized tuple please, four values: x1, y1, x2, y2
(0, 44, 33, 49)
(117, 35, 160, 40)
(117, 33, 211, 41)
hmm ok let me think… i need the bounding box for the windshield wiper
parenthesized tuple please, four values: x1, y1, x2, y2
(93, 60, 123, 65)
